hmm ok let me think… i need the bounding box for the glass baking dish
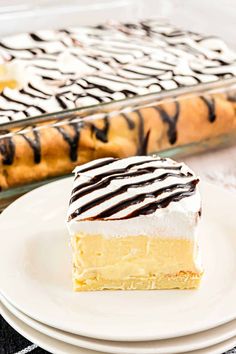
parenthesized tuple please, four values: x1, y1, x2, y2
(1, 9, 236, 210)
(0, 76, 236, 210)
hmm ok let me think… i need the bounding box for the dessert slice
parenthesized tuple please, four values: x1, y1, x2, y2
(67, 156, 203, 291)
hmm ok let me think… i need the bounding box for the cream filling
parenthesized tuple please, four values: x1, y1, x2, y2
(72, 234, 203, 282)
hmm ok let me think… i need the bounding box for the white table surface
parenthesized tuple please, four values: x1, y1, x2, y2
(183, 146, 236, 191)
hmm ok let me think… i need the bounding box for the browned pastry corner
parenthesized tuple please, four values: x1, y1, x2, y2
(0, 93, 236, 190)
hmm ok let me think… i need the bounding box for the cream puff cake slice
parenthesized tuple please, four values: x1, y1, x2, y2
(67, 156, 203, 291)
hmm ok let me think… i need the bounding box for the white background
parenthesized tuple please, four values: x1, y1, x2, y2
(0, 0, 235, 49)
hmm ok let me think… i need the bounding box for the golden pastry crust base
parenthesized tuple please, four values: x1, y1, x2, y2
(73, 271, 202, 291)
(1, 93, 236, 189)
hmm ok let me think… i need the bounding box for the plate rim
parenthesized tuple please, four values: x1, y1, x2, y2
(1, 300, 236, 354)
(1, 293, 236, 354)
(0, 301, 101, 354)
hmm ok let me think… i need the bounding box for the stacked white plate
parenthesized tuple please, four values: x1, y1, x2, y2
(0, 178, 236, 354)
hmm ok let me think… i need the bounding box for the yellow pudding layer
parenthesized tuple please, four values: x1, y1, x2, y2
(71, 234, 202, 291)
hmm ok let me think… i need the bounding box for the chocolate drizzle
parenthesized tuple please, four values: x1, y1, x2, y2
(96, 180, 198, 220)
(90, 116, 109, 143)
(154, 102, 180, 144)
(77, 157, 116, 173)
(121, 113, 135, 130)
(69, 172, 191, 220)
(74, 158, 159, 185)
(71, 166, 183, 203)
(0, 121, 85, 166)
(200, 96, 216, 122)
(68, 156, 199, 221)
(136, 110, 150, 155)
(30, 33, 44, 42)
(0, 91, 47, 115)
(55, 95, 68, 109)
(56, 122, 83, 162)
(0, 127, 43, 165)
(0, 130, 15, 165)
(20, 127, 41, 163)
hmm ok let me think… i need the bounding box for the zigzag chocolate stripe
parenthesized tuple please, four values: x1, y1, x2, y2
(68, 156, 198, 221)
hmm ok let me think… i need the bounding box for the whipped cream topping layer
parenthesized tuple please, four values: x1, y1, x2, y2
(67, 156, 201, 239)
(0, 19, 236, 122)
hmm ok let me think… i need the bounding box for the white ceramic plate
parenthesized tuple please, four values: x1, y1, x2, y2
(1, 301, 236, 354)
(1, 293, 236, 354)
(0, 179, 236, 341)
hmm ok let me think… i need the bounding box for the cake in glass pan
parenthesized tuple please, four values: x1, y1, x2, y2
(0, 19, 236, 190)
(67, 155, 203, 291)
